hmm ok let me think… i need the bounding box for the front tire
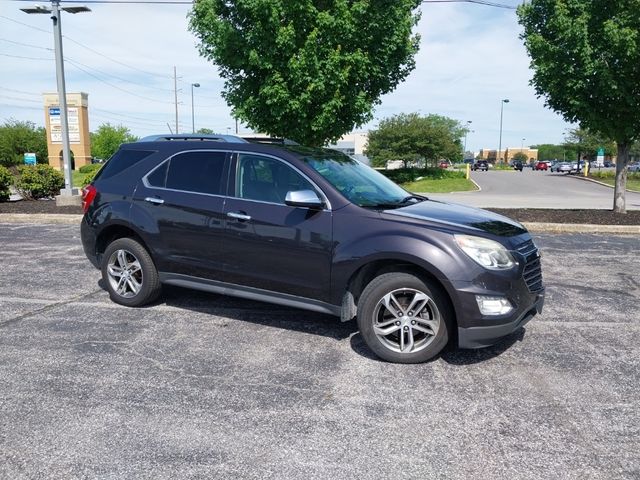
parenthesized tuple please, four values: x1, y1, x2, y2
(101, 237, 161, 307)
(357, 273, 452, 363)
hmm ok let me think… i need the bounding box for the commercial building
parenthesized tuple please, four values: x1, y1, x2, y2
(477, 147, 539, 164)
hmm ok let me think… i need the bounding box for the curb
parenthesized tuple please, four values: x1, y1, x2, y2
(522, 222, 640, 234)
(0, 213, 81, 225)
(1, 213, 638, 235)
(567, 174, 640, 193)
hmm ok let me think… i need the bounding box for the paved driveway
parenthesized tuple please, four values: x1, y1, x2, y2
(1, 224, 639, 479)
(429, 169, 640, 210)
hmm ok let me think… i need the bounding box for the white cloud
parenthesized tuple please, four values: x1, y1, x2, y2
(0, 1, 572, 147)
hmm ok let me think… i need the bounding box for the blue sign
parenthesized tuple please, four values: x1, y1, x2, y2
(49, 107, 60, 116)
(24, 153, 36, 165)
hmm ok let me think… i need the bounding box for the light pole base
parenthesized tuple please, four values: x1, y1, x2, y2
(55, 189, 81, 207)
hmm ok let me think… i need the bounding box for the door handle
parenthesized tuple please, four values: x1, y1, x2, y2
(227, 211, 251, 221)
(145, 197, 164, 205)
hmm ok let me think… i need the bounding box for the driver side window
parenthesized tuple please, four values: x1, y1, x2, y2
(236, 154, 315, 204)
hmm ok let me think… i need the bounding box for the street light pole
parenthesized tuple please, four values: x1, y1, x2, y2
(22, 1, 90, 196)
(191, 83, 200, 133)
(498, 99, 509, 164)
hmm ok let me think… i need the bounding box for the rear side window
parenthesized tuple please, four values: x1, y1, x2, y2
(165, 151, 227, 195)
(95, 149, 155, 181)
(146, 161, 168, 188)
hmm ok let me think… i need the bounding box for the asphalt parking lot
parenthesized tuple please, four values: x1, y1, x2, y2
(1, 224, 638, 479)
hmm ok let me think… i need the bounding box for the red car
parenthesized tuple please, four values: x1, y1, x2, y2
(438, 161, 450, 169)
(534, 161, 548, 171)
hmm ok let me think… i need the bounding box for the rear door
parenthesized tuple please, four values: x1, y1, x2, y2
(132, 149, 230, 280)
(222, 152, 333, 302)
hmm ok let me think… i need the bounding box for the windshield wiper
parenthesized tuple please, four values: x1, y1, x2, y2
(362, 195, 429, 210)
(399, 194, 428, 204)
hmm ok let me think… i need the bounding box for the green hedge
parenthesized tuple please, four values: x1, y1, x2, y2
(0, 165, 13, 202)
(378, 167, 465, 184)
(78, 163, 102, 174)
(15, 164, 64, 199)
(590, 170, 640, 180)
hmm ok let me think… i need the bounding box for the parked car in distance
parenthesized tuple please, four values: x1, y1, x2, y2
(438, 161, 450, 169)
(629, 162, 640, 172)
(80, 135, 544, 364)
(512, 160, 523, 171)
(603, 160, 615, 168)
(534, 161, 548, 171)
(472, 160, 489, 171)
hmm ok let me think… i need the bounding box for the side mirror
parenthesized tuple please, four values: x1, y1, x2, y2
(284, 190, 324, 209)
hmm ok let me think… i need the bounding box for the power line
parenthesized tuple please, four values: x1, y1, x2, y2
(0, 52, 52, 61)
(63, 36, 172, 80)
(7, 0, 518, 8)
(0, 37, 52, 51)
(65, 58, 174, 105)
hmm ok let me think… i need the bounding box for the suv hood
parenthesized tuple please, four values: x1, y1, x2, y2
(384, 199, 527, 237)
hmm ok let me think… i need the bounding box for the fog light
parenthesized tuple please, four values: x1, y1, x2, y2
(476, 296, 513, 315)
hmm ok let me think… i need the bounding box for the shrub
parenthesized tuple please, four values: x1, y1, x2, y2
(0, 165, 13, 202)
(15, 164, 64, 199)
(78, 163, 102, 174)
(78, 163, 103, 186)
(379, 167, 465, 184)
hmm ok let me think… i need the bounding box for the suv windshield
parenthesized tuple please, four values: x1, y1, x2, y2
(301, 151, 418, 208)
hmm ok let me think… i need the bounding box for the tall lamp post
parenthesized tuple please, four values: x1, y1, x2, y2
(21, 1, 91, 197)
(463, 120, 472, 159)
(191, 83, 200, 133)
(498, 98, 509, 164)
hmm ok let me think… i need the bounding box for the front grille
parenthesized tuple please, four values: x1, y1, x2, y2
(516, 239, 544, 292)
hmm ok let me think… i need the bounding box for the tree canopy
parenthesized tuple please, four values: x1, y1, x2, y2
(90, 123, 138, 161)
(189, 0, 421, 146)
(518, 0, 640, 212)
(0, 119, 48, 167)
(365, 113, 466, 168)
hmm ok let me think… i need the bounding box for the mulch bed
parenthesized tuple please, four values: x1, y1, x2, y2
(0, 200, 639, 225)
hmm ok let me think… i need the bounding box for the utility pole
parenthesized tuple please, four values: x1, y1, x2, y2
(174, 66, 178, 134)
(498, 99, 510, 164)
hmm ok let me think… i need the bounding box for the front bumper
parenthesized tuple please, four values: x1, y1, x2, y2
(458, 293, 544, 349)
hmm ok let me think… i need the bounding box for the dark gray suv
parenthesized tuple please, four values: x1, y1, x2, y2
(80, 136, 544, 363)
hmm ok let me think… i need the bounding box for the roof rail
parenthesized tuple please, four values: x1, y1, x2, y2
(241, 136, 299, 146)
(138, 134, 249, 143)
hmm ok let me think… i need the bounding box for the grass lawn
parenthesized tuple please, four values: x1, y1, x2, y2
(72, 170, 84, 188)
(589, 176, 640, 192)
(402, 177, 478, 193)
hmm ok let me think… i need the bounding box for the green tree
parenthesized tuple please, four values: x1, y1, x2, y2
(512, 152, 528, 163)
(518, 0, 640, 213)
(365, 113, 466, 168)
(563, 127, 616, 160)
(196, 127, 215, 134)
(90, 123, 138, 160)
(531, 143, 575, 162)
(189, 0, 421, 146)
(0, 119, 48, 167)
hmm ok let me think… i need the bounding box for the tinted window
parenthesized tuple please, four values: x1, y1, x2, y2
(166, 151, 227, 195)
(96, 149, 155, 181)
(146, 161, 168, 187)
(236, 154, 314, 204)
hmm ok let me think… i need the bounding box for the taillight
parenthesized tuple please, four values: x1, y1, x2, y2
(81, 184, 97, 214)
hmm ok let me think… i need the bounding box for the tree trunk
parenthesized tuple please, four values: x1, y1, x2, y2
(613, 141, 630, 214)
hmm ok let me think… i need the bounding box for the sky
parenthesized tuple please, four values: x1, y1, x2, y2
(0, 0, 573, 152)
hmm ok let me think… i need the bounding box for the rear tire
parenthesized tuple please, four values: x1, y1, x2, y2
(101, 237, 161, 307)
(357, 273, 452, 363)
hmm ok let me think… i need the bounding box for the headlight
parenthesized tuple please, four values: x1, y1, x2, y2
(454, 234, 515, 270)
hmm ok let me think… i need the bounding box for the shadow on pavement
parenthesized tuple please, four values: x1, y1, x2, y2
(99, 282, 526, 363)
(160, 284, 357, 341)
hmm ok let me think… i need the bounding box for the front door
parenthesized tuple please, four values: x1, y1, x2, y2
(222, 153, 333, 302)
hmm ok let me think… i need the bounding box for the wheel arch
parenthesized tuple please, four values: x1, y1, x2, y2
(95, 223, 153, 266)
(343, 257, 459, 337)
